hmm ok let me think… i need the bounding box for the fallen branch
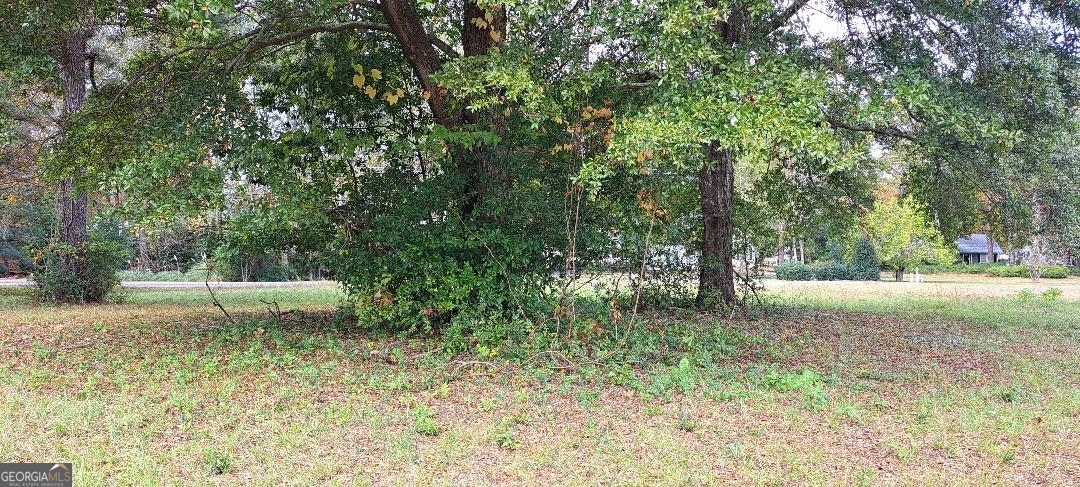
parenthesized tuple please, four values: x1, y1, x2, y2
(260, 299, 282, 322)
(449, 360, 504, 377)
(205, 264, 234, 325)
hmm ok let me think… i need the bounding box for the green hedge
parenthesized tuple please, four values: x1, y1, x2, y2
(924, 263, 1072, 279)
(1040, 266, 1070, 279)
(849, 237, 881, 281)
(986, 265, 1030, 278)
(810, 260, 852, 281)
(776, 262, 812, 281)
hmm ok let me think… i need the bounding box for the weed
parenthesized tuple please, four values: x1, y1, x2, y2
(1042, 287, 1063, 301)
(605, 363, 642, 391)
(646, 356, 699, 400)
(853, 469, 876, 487)
(30, 341, 55, 360)
(412, 405, 441, 436)
(762, 368, 829, 411)
(995, 385, 1022, 403)
(836, 403, 862, 423)
(203, 448, 231, 475)
(493, 414, 528, 450)
(1016, 288, 1036, 302)
(726, 441, 745, 460)
(676, 418, 697, 432)
(574, 389, 600, 409)
(493, 425, 519, 449)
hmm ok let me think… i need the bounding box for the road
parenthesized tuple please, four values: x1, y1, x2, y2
(0, 279, 338, 289)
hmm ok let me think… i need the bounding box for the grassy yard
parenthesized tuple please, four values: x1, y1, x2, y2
(1, 280, 1078, 486)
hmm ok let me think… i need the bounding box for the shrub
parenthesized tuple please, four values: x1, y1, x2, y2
(1040, 265, 1070, 279)
(1042, 287, 1063, 301)
(960, 263, 992, 274)
(33, 234, 128, 303)
(212, 247, 289, 282)
(984, 265, 1068, 279)
(849, 237, 880, 281)
(986, 265, 1029, 278)
(811, 260, 851, 281)
(776, 262, 812, 281)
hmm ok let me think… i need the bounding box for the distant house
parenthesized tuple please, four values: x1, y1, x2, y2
(955, 234, 1004, 264)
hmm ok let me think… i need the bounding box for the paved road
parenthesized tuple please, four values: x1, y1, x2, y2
(0, 279, 338, 289)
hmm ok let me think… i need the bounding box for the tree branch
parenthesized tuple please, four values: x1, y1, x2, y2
(826, 116, 916, 141)
(0, 99, 52, 128)
(768, 0, 811, 34)
(348, 0, 382, 10)
(428, 34, 459, 58)
(245, 20, 394, 54)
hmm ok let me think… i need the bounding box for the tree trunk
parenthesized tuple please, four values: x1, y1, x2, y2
(380, 0, 457, 128)
(697, 142, 737, 306)
(56, 27, 91, 299)
(136, 227, 150, 271)
(459, 1, 508, 219)
(1030, 194, 1044, 283)
(894, 267, 904, 282)
(985, 224, 995, 263)
(382, 0, 506, 220)
(777, 223, 786, 266)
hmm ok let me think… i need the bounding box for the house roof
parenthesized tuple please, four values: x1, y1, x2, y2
(955, 234, 1003, 254)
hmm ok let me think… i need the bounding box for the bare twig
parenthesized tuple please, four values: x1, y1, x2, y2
(260, 299, 282, 322)
(369, 349, 398, 364)
(205, 263, 234, 325)
(449, 360, 504, 377)
(627, 212, 656, 338)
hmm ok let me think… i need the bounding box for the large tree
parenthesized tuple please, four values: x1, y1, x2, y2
(1, 2, 105, 300)
(38, 0, 1079, 321)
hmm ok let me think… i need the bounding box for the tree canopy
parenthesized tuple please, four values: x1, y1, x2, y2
(1, 0, 1078, 324)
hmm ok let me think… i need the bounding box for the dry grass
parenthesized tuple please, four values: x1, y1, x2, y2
(1, 282, 1079, 485)
(765, 272, 1080, 300)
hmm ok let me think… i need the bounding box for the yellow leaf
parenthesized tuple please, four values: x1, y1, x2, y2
(489, 29, 502, 42)
(364, 85, 377, 99)
(471, 17, 488, 29)
(351, 63, 363, 73)
(384, 92, 400, 105)
(421, 90, 431, 101)
(395, 88, 405, 97)
(370, 68, 382, 80)
(484, 11, 494, 24)
(5, 194, 17, 205)
(352, 74, 365, 88)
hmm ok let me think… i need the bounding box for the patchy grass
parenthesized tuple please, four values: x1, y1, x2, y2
(2, 283, 1079, 485)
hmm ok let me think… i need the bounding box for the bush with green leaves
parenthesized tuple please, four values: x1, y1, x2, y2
(33, 226, 129, 303)
(849, 236, 880, 281)
(986, 265, 1030, 278)
(211, 246, 290, 282)
(1041, 287, 1063, 301)
(776, 262, 812, 281)
(1039, 266, 1070, 279)
(811, 260, 851, 281)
